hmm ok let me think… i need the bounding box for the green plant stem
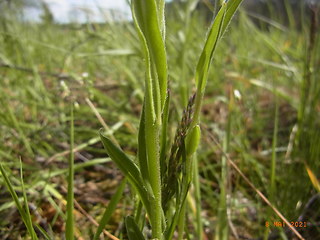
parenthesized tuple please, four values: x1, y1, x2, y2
(20, 158, 38, 240)
(270, 101, 278, 203)
(145, 100, 162, 239)
(177, 200, 186, 240)
(193, 155, 203, 240)
(65, 105, 74, 240)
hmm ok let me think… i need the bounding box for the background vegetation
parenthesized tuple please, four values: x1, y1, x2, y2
(0, 0, 319, 239)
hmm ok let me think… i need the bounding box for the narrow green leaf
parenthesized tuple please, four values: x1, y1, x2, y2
(191, 0, 243, 129)
(222, 0, 243, 32)
(19, 158, 38, 240)
(125, 216, 146, 240)
(131, 0, 168, 109)
(0, 164, 38, 239)
(66, 105, 75, 240)
(160, 91, 170, 177)
(138, 104, 150, 186)
(196, 0, 243, 92)
(131, 7, 156, 122)
(93, 179, 127, 240)
(100, 130, 143, 190)
(156, 0, 166, 38)
(164, 182, 190, 240)
(99, 131, 151, 214)
(193, 156, 203, 240)
(35, 223, 52, 240)
(195, 3, 227, 92)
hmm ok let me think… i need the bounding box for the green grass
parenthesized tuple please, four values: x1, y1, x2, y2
(0, 0, 320, 239)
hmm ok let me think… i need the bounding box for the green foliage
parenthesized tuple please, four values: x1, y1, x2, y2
(100, 0, 243, 239)
(192, 0, 243, 127)
(1, 0, 319, 239)
(0, 162, 38, 240)
(100, 132, 151, 213)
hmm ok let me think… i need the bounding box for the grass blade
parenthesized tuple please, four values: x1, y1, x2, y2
(195, 2, 227, 93)
(0, 163, 38, 239)
(125, 216, 146, 240)
(164, 183, 190, 240)
(66, 105, 75, 240)
(193, 155, 203, 240)
(160, 92, 170, 177)
(192, 0, 243, 127)
(195, 0, 243, 92)
(19, 158, 38, 240)
(138, 104, 150, 187)
(35, 224, 52, 240)
(93, 179, 127, 240)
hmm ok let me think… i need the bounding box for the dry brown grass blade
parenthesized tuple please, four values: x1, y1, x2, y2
(45, 137, 100, 164)
(205, 128, 305, 240)
(85, 97, 119, 146)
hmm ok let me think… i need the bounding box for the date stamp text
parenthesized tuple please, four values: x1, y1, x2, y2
(265, 221, 308, 228)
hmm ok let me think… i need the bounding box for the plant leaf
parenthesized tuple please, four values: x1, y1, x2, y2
(195, 0, 243, 92)
(131, 0, 168, 109)
(125, 216, 146, 240)
(19, 158, 38, 240)
(100, 130, 142, 189)
(0, 163, 38, 239)
(138, 104, 150, 186)
(93, 179, 127, 240)
(99, 131, 151, 214)
(35, 223, 52, 240)
(160, 91, 170, 178)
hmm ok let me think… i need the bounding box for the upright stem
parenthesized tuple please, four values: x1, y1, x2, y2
(145, 97, 163, 239)
(177, 200, 186, 240)
(66, 105, 74, 240)
(193, 155, 203, 240)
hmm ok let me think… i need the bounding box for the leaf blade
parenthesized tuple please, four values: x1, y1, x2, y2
(0, 163, 38, 239)
(66, 105, 75, 240)
(93, 179, 127, 240)
(99, 131, 152, 214)
(125, 216, 146, 240)
(131, 0, 168, 110)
